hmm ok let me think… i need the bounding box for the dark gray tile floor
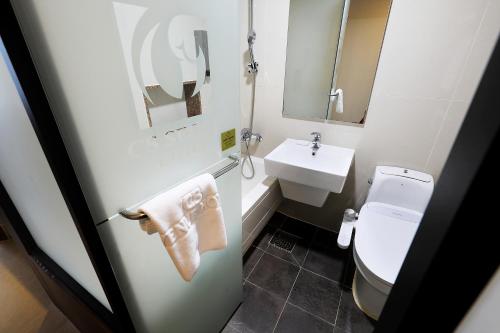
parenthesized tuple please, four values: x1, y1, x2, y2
(223, 213, 375, 333)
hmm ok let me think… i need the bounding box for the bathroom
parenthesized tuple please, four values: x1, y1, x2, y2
(0, 0, 499, 332)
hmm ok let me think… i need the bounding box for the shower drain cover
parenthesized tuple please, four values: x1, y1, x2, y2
(269, 231, 297, 252)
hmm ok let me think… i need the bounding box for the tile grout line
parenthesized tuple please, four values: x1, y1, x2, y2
(306, 228, 353, 288)
(424, 0, 491, 170)
(301, 266, 345, 287)
(271, 241, 307, 333)
(272, 246, 311, 332)
(283, 246, 341, 328)
(332, 289, 344, 330)
(245, 274, 288, 297)
(245, 247, 265, 281)
(245, 279, 269, 291)
(290, 253, 301, 267)
(286, 302, 334, 327)
(245, 280, 346, 333)
(271, 266, 301, 333)
(302, 245, 311, 269)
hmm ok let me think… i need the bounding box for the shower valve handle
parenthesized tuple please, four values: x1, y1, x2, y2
(247, 61, 259, 74)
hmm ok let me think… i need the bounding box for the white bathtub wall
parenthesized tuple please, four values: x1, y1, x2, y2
(242, 180, 282, 253)
(241, 158, 282, 253)
(240, 0, 500, 231)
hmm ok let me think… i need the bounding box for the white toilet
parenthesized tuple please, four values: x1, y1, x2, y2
(351, 166, 434, 320)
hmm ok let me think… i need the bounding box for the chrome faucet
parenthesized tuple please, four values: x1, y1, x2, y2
(241, 128, 263, 142)
(311, 132, 321, 156)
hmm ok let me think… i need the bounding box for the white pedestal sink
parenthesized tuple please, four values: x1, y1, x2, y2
(264, 139, 355, 207)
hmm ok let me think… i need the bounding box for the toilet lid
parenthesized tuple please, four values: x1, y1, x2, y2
(355, 202, 423, 285)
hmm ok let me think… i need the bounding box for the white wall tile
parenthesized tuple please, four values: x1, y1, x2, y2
(453, 0, 500, 102)
(376, 0, 490, 100)
(360, 96, 449, 171)
(425, 101, 469, 178)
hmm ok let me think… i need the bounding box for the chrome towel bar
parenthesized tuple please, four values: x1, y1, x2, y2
(119, 154, 240, 220)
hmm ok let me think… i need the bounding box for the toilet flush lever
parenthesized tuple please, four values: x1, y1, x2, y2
(337, 209, 358, 249)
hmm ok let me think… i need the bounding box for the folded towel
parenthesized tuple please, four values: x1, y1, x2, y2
(329, 88, 344, 114)
(335, 88, 344, 114)
(138, 173, 227, 281)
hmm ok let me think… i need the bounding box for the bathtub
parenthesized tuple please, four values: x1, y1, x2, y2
(241, 157, 283, 253)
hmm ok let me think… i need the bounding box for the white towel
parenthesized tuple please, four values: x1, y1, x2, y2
(330, 88, 344, 114)
(138, 173, 227, 281)
(335, 88, 343, 114)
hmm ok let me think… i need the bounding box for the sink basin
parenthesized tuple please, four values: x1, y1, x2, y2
(264, 139, 355, 207)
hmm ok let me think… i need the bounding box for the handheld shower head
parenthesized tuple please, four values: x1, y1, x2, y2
(248, 30, 256, 46)
(247, 30, 258, 74)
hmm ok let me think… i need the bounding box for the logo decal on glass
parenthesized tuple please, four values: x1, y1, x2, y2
(113, 3, 210, 129)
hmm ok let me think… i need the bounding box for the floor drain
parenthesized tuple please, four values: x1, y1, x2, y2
(269, 231, 296, 252)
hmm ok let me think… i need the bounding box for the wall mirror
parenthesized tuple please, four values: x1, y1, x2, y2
(282, 0, 392, 125)
(113, 3, 210, 130)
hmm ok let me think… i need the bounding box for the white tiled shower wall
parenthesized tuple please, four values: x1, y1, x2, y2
(240, 0, 500, 231)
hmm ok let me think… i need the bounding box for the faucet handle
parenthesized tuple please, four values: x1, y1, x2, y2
(310, 132, 321, 141)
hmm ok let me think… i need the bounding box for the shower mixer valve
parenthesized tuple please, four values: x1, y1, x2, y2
(241, 128, 263, 142)
(247, 61, 259, 74)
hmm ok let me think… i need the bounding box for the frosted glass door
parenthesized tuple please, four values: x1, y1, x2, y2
(12, 0, 241, 222)
(98, 163, 242, 333)
(12, 0, 242, 332)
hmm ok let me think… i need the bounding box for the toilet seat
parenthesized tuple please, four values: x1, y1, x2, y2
(354, 202, 423, 292)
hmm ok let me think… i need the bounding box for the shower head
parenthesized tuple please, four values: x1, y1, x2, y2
(247, 30, 258, 74)
(248, 30, 256, 46)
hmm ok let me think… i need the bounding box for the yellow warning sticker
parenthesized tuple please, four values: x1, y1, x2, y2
(221, 128, 236, 151)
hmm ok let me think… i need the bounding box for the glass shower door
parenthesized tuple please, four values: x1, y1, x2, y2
(11, 0, 242, 332)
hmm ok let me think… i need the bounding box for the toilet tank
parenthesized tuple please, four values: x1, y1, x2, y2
(366, 166, 434, 213)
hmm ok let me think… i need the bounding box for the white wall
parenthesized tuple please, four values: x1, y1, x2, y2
(455, 269, 500, 333)
(0, 41, 110, 310)
(241, 0, 500, 230)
